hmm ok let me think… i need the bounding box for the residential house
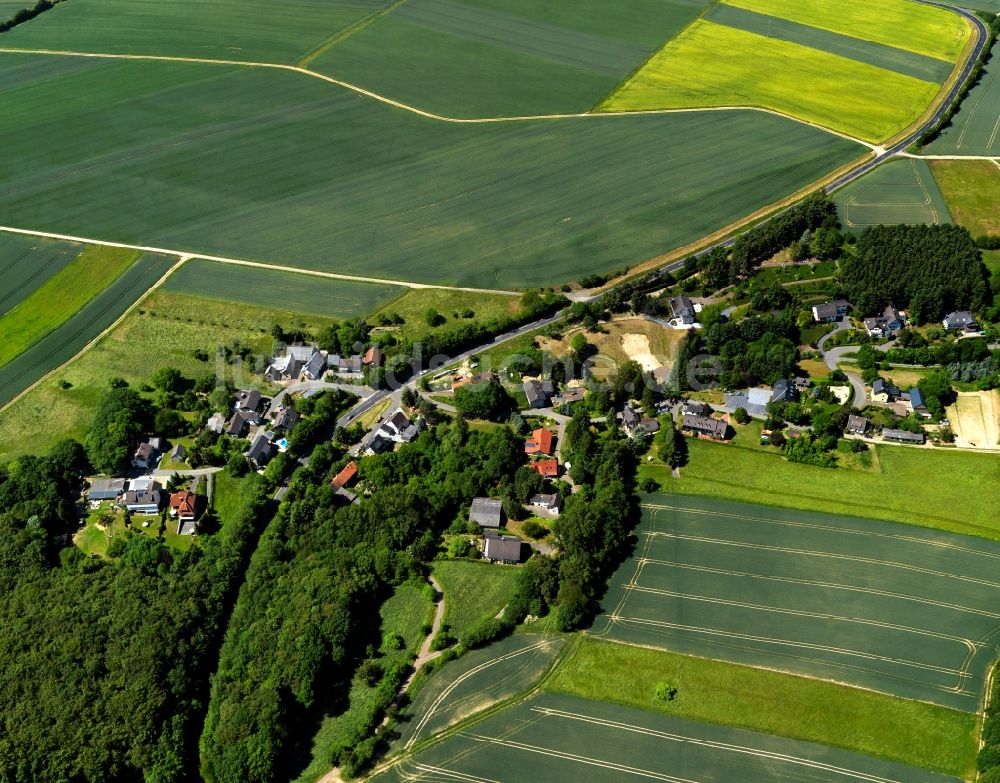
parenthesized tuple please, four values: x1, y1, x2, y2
(373, 409, 419, 446)
(811, 300, 849, 323)
(682, 400, 713, 417)
(330, 460, 359, 490)
(909, 387, 931, 418)
(244, 432, 274, 468)
(871, 378, 900, 403)
(122, 488, 161, 515)
(669, 295, 696, 325)
(530, 493, 563, 514)
(226, 409, 260, 438)
(883, 305, 904, 331)
(205, 412, 226, 434)
(87, 478, 125, 502)
(363, 346, 384, 367)
(270, 405, 300, 432)
(555, 386, 586, 405)
(863, 318, 885, 338)
(469, 497, 503, 530)
(524, 428, 554, 456)
(883, 428, 925, 444)
(265, 354, 302, 382)
(129, 476, 158, 492)
(846, 415, 870, 436)
(363, 432, 394, 455)
(329, 354, 363, 374)
(770, 379, 798, 404)
(131, 439, 161, 470)
(169, 444, 186, 462)
(681, 414, 729, 440)
(942, 311, 978, 332)
(620, 406, 641, 432)
(637, 418, 660, 436)
(483, 533, 527, 564)
(523, 379, 550, 409)
(169, 490, 198, 535)
(530, 459, 559, 478)
(302, 350, 327, 381)
(235, 389, 262, 412)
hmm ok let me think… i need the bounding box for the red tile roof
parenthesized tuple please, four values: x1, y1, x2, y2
(524, 428, 554, 455)
(169, 490, 197, 518)
(330, 460, 359, 490)
(530, 459, 559, 478)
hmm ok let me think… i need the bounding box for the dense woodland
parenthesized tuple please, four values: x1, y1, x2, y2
(842, 225, 990, 323)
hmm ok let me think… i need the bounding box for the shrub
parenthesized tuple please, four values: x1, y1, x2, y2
(732, 407, 751, 425)
(654, 682, 677, 702)
(521, 520, 548, 539)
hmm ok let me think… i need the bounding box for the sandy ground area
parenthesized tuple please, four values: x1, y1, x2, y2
(947, 390, 1000, 449)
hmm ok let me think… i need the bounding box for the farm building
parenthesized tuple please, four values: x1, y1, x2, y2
(87, 478, 126, 502)
(469, 497, 503, 530)
(483, 533, 527, 564)
(883, 428, 925, 444)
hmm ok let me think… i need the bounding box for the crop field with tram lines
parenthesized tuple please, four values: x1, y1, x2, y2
(834, 158, 952, 231)
(0, 233, 82, 318)
(593, 495, 1000, 712)
(925, 38, 1000, 156)
(371, 693, 963, 783)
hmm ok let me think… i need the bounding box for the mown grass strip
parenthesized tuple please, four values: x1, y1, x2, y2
(724, 0, 971, 62)
(0, 245, 139, 370)
(546, 637, 978, 778)
(601, 20, 940, 143)
(930, 159, 1000, 235)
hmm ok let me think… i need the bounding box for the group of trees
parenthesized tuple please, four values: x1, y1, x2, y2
(698, 311, 800, 388)
(0, 441, 274, 782)
(841, 225, 990, 323)
(0, 0, 63, 33)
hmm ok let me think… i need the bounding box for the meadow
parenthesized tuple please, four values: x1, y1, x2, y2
(310, 0, 710, 117)
(547, 638, 976, 776)
(601, 21, 940, 143)
(432, 560, 521, 640)
(929, 159, 1000, 235)
(0, 54, 864, 289)
(161, 259, 404, 318)
(0, 252, 174, 410)
(594, 494, 1000, 711)
(373, 693, 960, 783)
(0, 233, 80, 317)
(705, 4, 954, 83)
(370, 288, 520, 340)
(0, 291, 339, 458)
(0, 0, 396, 63)
(639, 435, 1000, 538)
(724, 0, 970, 62)
(925, 39, 1000, 156)
(0, 245, 138, 369)
(834, 158, 952, 231)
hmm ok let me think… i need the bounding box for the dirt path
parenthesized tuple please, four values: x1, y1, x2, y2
(414, 575, 445, 670)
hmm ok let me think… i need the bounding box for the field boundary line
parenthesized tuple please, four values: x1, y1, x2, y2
(0, 254, 189, 416)
(0, 46, 878, 149)
(0, 225, 520, 296)
(297, 0, 407, 68)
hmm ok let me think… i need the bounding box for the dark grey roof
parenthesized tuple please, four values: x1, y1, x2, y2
(469, 497, 503, 528)
(771, 379, 796, 403)
(909, 387, 928, 411)
(245, 433, 273, 465)
(943, 311, 976, 329)
(621, 407, 640, 427)
(530, 493, 562, 509)
(883, 305, 902, 323)
(387, 410, 410, 432)
(271, 406, 300, 430)
(483, 534, 525, 562)
(669, 295, 695, 320)
(523, 380, 549, 406)
(88, 478, 126, 500)
(872, 379, 899, 398)
(304, 351, 326, 379)
(638, 418, 660, 434)
(170, 444, 186, 459)
(400, 424, 419, 442)
(286, 345, 317, 362)
(682, 414, 728, 438)
(235, 389, 261, 411)
(682, 401, 712, 417)
(883, 428, 925, 443)
(846, 415, 869, 433)
(558, 387, 586, 403)
(122, 489, 161, 508)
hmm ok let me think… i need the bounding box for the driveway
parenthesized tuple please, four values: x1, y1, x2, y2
(818, 318, 868, 407)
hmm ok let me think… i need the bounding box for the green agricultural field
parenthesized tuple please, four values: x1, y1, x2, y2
(373, 692, 961, 783)
(705, 4, 954, 83)
(161, 259, 404, 318)
(398, 634, 565, 750)
(930, 159, 1000, 235)
(0, 54, 865, 289)
(925, 39, 1000, 155)
(724, 0, 970, 62)
(640, 433, 1000, 538)
(0, 0, 396, 63)
(0, 233, 80, 317)
(0, 245, 138, 369)
(310, 0, 710, 117)
(593, 494, 1000, 711)
(0, 252, 174, 410)
(601, 21, 939, 143)
(0, 291, 338, 459)
(835, 158, 952, 231)
(432, 560, 521, 641)
(548, 638, 976, 776)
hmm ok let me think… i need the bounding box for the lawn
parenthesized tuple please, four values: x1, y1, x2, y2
(0, 53, 864, 288)
(0, 0, 396, 63)
(432, 559, 521, 640)
(373, 693, 960, 783)
(0, 245, 138, 369)
(724, 0, 970, 62)
(835, 158, 952, 231)
(0, 292, 338, 459)
(984, 250, 1000, 282)
(601, 20, 941, 143)
(930, 159, 1000, 236)
(925, 40, 1000, 156)
(211, 472, 263, 537)
(0, 233, 81, 317)
(310, 0, 711, 117)
(161, 259, 404, 319)
(639, 433, 1000, 538)
(547, 637, 977, 777)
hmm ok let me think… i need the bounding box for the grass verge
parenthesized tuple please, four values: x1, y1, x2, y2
(432, 559, 521, 640)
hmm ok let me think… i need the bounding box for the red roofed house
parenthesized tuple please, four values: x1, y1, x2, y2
(524, 428, 554, 456)
(363, 346, 384, 367)
(330, 461, 359, 490)
(169, 490, 197, 522)
(530, 459, 559, 478)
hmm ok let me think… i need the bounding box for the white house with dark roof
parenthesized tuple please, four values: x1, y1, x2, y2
(811, 300, 849, 323)
(942, 311, 978, 331)
(235, 389, 262, 412)
(244, 432, 274, 468)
